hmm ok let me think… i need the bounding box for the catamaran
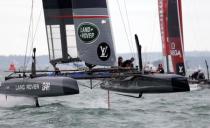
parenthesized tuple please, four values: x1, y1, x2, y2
(41, 0, 190, 94)
(0, 0, 191, 107)
(158, 0, 210, 85)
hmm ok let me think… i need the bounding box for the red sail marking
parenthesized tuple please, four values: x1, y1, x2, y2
(158, 0, 170, 56)
(50, 15, 109, 19)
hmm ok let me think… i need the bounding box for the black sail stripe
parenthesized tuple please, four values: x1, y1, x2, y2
(72, 0, 107, 8)
(43, 0, 107, 9)
(168, 0, 180, 37)
(43, 0, 72, 9)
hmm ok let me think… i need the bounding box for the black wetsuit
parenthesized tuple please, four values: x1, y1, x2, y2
(118, 61, 123, 67)
(191, 71, 199, 80)
(157, 68, 164, 73)
(122, 60, 133, 67)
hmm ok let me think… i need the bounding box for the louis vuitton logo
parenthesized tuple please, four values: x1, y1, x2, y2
(179, 66, 183, 73)
(97, 42, 110, 61)
(100, 46, 108, 58)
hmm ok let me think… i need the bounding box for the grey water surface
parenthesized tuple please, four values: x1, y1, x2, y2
(0, 73, 210, 128)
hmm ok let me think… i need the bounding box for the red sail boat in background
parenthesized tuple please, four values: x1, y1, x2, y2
(8, 63, 16, 72)
(158, 0, 185, 76)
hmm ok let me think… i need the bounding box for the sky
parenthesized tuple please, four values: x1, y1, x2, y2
(0, 0, 210, 56)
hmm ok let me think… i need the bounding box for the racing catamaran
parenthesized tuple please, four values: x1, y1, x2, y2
(0, 0, 190, 107)
(158, 0, 210, 85)
(41, 0, 190, 95)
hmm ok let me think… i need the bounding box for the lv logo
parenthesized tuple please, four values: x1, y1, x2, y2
(179, 66, 183, 73)
(100, 46, 108, 58)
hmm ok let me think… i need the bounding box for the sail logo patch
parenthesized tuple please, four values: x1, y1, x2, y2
(97, 43, 111, 61)
(176, 63, 185, 76)
(179, 66, 183, 73)
(78, 22, 100, 43)
(170, 42, 182, 57)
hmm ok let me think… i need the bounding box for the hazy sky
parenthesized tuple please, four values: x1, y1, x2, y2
(0, 0, 210, 56)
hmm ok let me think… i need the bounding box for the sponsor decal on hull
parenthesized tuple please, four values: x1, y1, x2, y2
(15, 82, 51, 92)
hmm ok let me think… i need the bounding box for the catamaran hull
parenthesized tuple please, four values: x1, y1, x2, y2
(100, 74, 190, 93)
(0, 76, 79, 97)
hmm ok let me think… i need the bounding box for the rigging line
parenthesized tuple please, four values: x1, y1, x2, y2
(150, 5, 158, 53)
(116, 0, 134, 57)
(23, 0, 34, 71)
(25, 8, 42, 68)
(123, 0, 135, 58)
(144, 3, 158, 63)
(192, 0, 199, 51)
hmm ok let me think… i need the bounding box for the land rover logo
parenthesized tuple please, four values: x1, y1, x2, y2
(97, 42, 111, 61)
(78, 22, 99, 43)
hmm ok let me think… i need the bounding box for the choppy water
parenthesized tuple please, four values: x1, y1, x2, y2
(1, 74, 210, 128)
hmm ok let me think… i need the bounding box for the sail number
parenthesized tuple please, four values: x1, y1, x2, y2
(78, 22, 99, 43)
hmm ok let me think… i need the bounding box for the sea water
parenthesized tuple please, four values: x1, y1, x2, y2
(0, 73, 210, 128)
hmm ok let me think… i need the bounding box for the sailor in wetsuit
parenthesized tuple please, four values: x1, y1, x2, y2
(118, 56, 123, 67)
(54, 66, 60, 75)
(191, 70, 205, 80)
(122, 57, 135, 68)
(156, 64, 164, 73)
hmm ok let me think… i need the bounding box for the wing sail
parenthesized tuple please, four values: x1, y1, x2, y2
(42, 0, 80, 65)
(159, 0, 185, 76)
(168, 0, 185, 76)
(72, 0, 116, 66)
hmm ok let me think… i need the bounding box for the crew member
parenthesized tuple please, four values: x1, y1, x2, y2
(198, 71, 205, 80)
(156, 64, 164, 73)
(118, 56, 123, 67)
(122, 57, 135, 68)
(191, 70, 200, 80)
(53, 65, 60, 75)
(191, 69, 205, 80)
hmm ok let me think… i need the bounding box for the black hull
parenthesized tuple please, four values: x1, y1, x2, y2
(0, 76, 79, 97)
(101, 74, 190, 93)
